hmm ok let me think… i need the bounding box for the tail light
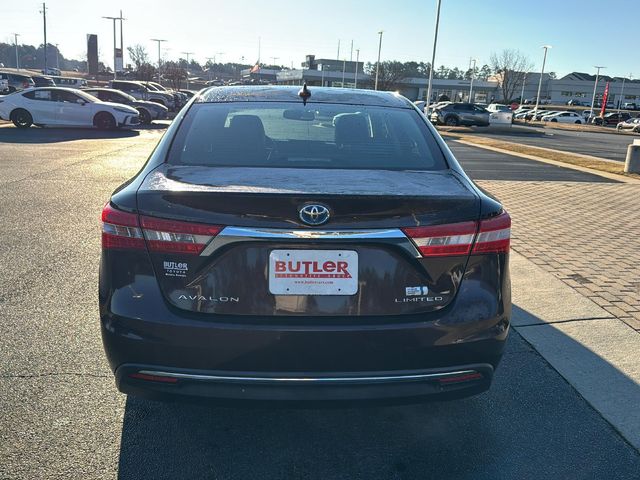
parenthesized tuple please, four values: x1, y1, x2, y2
(101, 203, 222, 255)
(140, 215, 221, 254)
(472, 212, 511, 254)
(402, 221, 477, 257)
(402, 211, 510, 257)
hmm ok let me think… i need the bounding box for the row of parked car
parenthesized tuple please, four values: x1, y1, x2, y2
(0, 71, 198, 129)
(514, 106, 640, 129)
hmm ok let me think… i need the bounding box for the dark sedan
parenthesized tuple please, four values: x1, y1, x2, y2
(100, 86, 511, 404)
(83, 87, 168, 124)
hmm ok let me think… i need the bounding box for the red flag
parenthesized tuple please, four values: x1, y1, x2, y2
(600, 82, 610, 118)
(250, 63, 260, 74)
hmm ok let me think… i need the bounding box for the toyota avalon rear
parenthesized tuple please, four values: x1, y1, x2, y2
(99, 86, 511, 404)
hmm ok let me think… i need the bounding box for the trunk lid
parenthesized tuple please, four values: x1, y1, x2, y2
(136, 165, 479, 317)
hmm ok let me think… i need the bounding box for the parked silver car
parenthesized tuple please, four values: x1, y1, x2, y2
(0, 71, 35, 93)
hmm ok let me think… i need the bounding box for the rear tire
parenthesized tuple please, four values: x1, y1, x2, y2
(444, 116, 459, 127)
(94, 112, 116, 130)
(11, 109, 33, 128)
(551, 119, 557, 122)
(137, 108, 152, 125)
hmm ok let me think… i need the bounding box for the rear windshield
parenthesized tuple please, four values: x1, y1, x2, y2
(167, 102, 447, 170)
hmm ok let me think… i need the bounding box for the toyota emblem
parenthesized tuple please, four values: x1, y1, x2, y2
(299, 204, 330, 226)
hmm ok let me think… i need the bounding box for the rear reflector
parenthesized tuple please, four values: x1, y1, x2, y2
(402, 212, 510, 257)
(129, 372, 179, 384)
(438, 372, 484, 384)
(101, 203, 221, 254)
(472, 212, 511, 254)
(402, 221, 477, 257)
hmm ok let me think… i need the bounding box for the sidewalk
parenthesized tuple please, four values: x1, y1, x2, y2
(478, 178, 640, 450)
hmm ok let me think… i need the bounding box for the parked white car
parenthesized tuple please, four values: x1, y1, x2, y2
(0, 87, 139, 129)
(541, 111, 584, 124)
(487, 103, 512, 113)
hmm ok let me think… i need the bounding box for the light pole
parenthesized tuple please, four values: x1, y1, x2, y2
(425, 0, 442, 110)
(270, 56, 279, 67)
(533, 45, 551, 119)
(40, 3, 48, 72)
(13, 33, 20, 70)
(468, 58, 476, 103)
(520, 72, 527, 104)
(617, 73, 631, 113)
(374, 30, 383, 90)
(342, 58, 346, 87)
(354, 48, 360, 88)
(181, 51, 194, 89)
(55, 43, 60, 69)
(590, 66, 605, 118)
(150, 39, 167, 82)
(103, 16, 118, 79)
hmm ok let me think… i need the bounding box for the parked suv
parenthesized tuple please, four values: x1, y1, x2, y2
(0, 71, 35, 93)
(591, 112, 631, 126)
(108, 80, 176, 111)
(31, 75, 56, 87)
(430, 102, 490, 127)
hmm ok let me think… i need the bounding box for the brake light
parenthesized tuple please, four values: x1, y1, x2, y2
(140, 216, 222, 255)
(101, 203, 145, 250)
(472, 212, 511, 254)
(402, 221, 477, 257)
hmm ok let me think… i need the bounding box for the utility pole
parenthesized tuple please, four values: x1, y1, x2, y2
(13, 33, 20, 70)
(374, 30, 383, 90)
(55, 43, 59, 69)
(40, 3, 48, 72)
(590, 66, 605, 119)
(468, 58, 476, 103)
(533, 45, 552, 119)
(350, 39, 353, 62)
(150, 39, 167, 82)
(120, 10, 124, 68)
(425, 0, 442, 111)
(181, 51, 194, 89)
(336, 39, 340, 61)
(354, 48, 360, 88)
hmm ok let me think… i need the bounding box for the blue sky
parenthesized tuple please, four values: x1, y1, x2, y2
(2, 0, 637, 77)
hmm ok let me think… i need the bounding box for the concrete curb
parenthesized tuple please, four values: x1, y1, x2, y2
(511, 251, 640, 452)
(454, 139, 640, 184)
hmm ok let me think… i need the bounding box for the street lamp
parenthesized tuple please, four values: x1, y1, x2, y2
(342, 58, 346, 87)
(103, 16, 119, 79)
(520, 72, 527, 105)
(13, 33, 20, 70)
(270, 56, 279, 66)
(468, 58, 477, 103)
(617, 73, 631, 113)
(533, 45, 552, 119)
(374, 30, 383, 90)
(150, 38, 167, 82)
(425, 0, 442, 110)
(55, 43, 60, 69)
(590, 66, 606, 118)
(181, 51, 194, 89)
(354, 48, 360, 89)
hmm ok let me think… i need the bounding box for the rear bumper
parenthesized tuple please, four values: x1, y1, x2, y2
(115, 363, 494, 404)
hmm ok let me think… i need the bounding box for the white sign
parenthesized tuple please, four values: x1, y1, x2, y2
(269, 250, 358, 295)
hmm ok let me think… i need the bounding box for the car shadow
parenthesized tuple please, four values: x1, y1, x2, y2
(116, 319, 640, 479)
(0, 127, 140, 144)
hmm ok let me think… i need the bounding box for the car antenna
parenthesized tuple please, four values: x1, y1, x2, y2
(298, 83, 311, 105)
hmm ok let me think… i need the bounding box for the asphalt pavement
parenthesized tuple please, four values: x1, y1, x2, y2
(1, 125, 638, 479)
(448, 142, 618, 182)
(476, 125, 636, 162)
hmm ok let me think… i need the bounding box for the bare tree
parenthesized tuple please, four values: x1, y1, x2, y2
(137, 62, 156, 82)
(364, 61, 408, 90)
(127, 44, 149, 71)
(490, 49, 533, 101)
(162, 61, 187, 89)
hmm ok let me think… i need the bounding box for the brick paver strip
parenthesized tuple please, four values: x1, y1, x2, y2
(477, 181, 640, 331)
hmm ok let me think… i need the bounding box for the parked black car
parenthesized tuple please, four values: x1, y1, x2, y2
(31, 75, 56, 87)
(591, 112, 632, 126)
(429, 102, 490, 127)
(100, 86, 511, 404)
(84, 87, 168, 124)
